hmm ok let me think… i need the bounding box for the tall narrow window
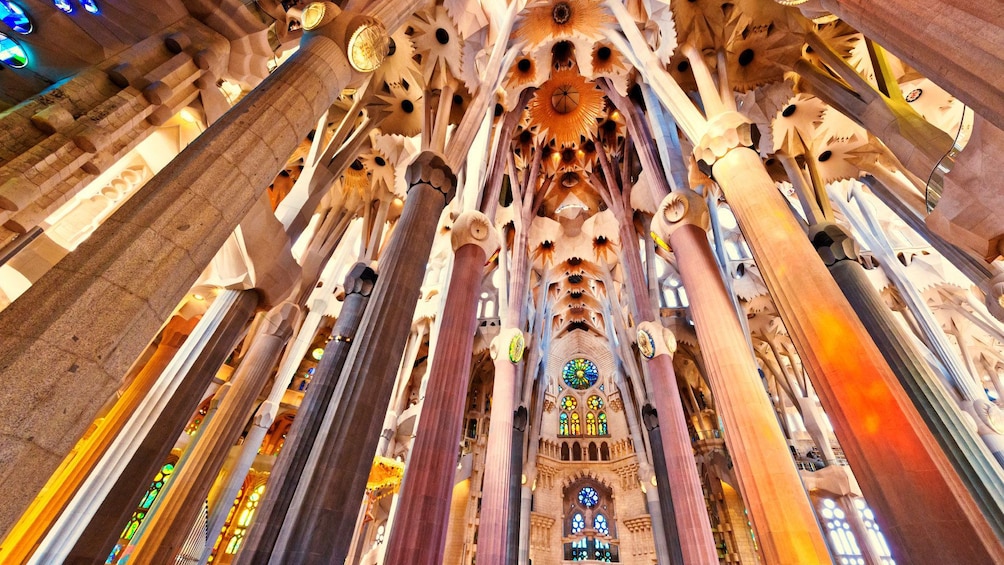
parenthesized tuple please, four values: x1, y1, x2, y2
(0, 1, 32, 33)
(598, 412, 608, 436)
(225, 484, 265, 554)
(559, 412, 570, 436)
(586, 412, 597, 435)
(570, 412, 581, 436)
(594, 513, 609, 536)
(818, 498, 865, 565)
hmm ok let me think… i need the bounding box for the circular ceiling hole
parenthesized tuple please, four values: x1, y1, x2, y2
(518, 58, 532, 73)
(401, 99, 415, 113)
(782, 104, 796, 117)
(597, 46, 611, 61)
(738, 49, 755, 66)
(435, 28, 450, 45)
(818, 150, 833, 162)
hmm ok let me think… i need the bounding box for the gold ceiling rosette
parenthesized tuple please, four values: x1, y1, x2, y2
(411, 5, 464, 89)
(725, 16, 801, 92)
(514, 0, 613, 47)
(529, 69, 605, 148)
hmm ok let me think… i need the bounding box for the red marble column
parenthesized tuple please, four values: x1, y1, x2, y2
(382, 211, 497, 564)
(652, 188, 831, 564)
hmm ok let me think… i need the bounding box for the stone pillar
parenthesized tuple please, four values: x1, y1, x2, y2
(19, 289, 258, 564)
(652, 189, 831, 564)
(506, 406, 528, 565)
(264, 151, 456, 564)
(638, 324, 720, 565)
(816, 0, 1004, 132)
(478, 327, 525, 564)
(0, 7, 374, 537)
(129, 302, 299, 563)
(383, 211, 498, 564)
(236, 264, 376, 563)
(642, 405, 683, 565)
(811, 221, 1004, 535)
(700, 116, 1004, 561)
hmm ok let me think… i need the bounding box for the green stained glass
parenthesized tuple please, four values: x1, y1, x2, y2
(561, 395, 577, 410)
(598, 412, 608, 435)
(559, 412, 570, 436)
(587, 395, 603, 410)
(0, 31, 27, 68)
(562, 358, 598, 390)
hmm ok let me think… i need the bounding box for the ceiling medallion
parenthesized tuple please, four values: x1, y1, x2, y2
(551, 84, 580, 114)
(552, 1, 571, 25)
(638, 328, 656, 359)
(529, 70, 604, 147)
(509, 332, 525, 363)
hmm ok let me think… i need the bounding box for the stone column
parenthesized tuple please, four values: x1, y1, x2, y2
(699, 116, 1004, 561)
(0, 6, 375, 536)
(264, 151, 456, 565)
(129, 302, 299, 564)
(642, 405, 683, 565)
(810, 221, 1004, 535)
(652, 189, 831, 564)
(236, 264, 376, 563)
(816, 0, 1004, 132)
(383, 211, 498, 564)
(20, 289, 258, 564)
(506, 406, 528, 565)
(638, 323, 720, 565)
(478, 327, 525, 564)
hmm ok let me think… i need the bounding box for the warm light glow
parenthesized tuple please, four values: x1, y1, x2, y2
(192, 293, 205, 301)
(301, 2, 326, 30)
(346, 22, 388, 73)
(311, 347, 324, 360)
(179, 108, 198, 123)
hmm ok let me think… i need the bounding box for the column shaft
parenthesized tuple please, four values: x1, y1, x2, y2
(643, 405, 684, 565)
(236, 265, 376, 563)
(480, 350, 518, 563)
(670, 224, 831, 564)
(712, 146, 1004, 563)
(383, 242, 486, 564)
(269, 153, 454, 564)
(130, 303, 298, 563)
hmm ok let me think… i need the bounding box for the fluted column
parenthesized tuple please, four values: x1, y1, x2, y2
(479, 327, 525, 564)
(237, 264, 376, 563)
(642, 405, 683, 565)
(652, 189, 831, 564)
(383, 211, 498, 564)
(699, 115, 1004, 561)
(267, 151, 456, 564)
(19, 289, 258, 564)
(130, 302, 299, 563)
(638, 323, 719, 564)
(0, 5, 379, 539)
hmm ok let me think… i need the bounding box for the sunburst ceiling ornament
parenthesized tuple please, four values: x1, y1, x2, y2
(412, 5, 464, 88)
(514, 0, 613, 47)
(530, 70, 605, 148)
(726, 17, 801, 92)
(373, 28, 420, 86)
(376, 82, 424, 137)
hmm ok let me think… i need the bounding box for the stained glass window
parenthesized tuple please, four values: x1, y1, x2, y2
(570, 412, 581, 435)
(79, 0, 98, 13)
(561, 395, 577, 410)
(225, 484, 265, 554)
(819, 498, 865, 565)
(594, 513, 609, 535)
(562, 358, 598, 390)
(586, 412, 597, 436)
(559, 412, 570, 436)
(0, 1, 32, 34)
(0, 31, 26, 67)
(587, 395, 603, 410)
(53, 0, 72, 13)
(598, 412, 608, 435)
(571, 512, 586, 534)
(853, 499, 895, 564)
(578, 486, 599, 508)
(117, 462, 174, 547)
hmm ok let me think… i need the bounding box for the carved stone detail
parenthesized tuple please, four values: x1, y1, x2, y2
(809, 221, 860, 266)
(451, 210, 500, 256)
(693, 111, 753, 166)
(490, 328, 525, 364)
(405, 151, 457, 202)
(636, 321, 677, 359)
(651, 188, 711, 248)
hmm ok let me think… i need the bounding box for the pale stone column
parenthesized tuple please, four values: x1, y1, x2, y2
(637, 323, 720, 565)
(20, 289, 258, 564)
(129, 302, 299, 564)
(478, 327, 525, 564)
(236, 264, 376, 563)
(0, 6, 374, 537)
(699, 116, 1004, 561)
(816, 0, 1004, 132)
(383, 211, 498, 564)
(652, 189, 831, 564)
(265, 151, 456, 564)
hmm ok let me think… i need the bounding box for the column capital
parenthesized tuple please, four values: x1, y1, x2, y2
(343, 262, 378, 297)
(491, 328, 525, 364)
(451, 210, 500, 256)
(406, 151, 457, 203)
(637, 321, 677, 360)
(808, 221, 860, 266)
(693, 111, 753, 167)
(651, 188, 710, 245)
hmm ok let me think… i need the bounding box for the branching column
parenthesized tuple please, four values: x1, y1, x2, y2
(700, 116, 1004, 561)
(652, 188, 831, 564)
(383, 211, 498, 564)
(237, 264, 376, 563)
(267, 152, 456, 564)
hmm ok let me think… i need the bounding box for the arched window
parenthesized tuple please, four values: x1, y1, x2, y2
(853, 498, 895, 564)
(572, 442, 582, 460)
(570, 412, 581, 436)
(571, 512, 585, 534)
(559, 412, 570, 436)
(600, 442, 610, 461)
(818, 498, 865, 565)
(107, 458, 178, 563)
(586, 412, 597, 436)
(598, 412, 608, 436)
(594, 513, 609, 536)
(225, 483, 265, 554)
(0, 1, 32, 34)
(0, 31, 27, 67)
(588, 442, 598, 461)
(563, 481, 618, 562)
(560, 442, 570, 460)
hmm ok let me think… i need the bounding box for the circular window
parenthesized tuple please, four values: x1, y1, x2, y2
(587, 395, 603, 410)
(563, 358, 598, 390)
(561, 395, 577, 411)
(578, 486, 599, 507)
(0, 31, 27, 68)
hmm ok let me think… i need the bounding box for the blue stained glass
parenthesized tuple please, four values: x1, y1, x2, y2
(53, 0, 72, 13)
(0, 1, 32, 34)
(562, 358, 598, 390)
(571, 512, 585, 534)
(578, 486, 599, 508)
(594, 513, 609, 535)
(0, 31, 27, 67)
(80, 0, 99, 13)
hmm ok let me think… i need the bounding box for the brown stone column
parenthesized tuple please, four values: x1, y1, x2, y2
(817, 0, 1004, 132)
(264, 152, 456, 565)
(383, 211, 497, 564)
(637, 324, 720, 565)
(0, 7, 369, 539)
(129, 302, 299, 564)
(652, 189, 831, 564)
(706, 138, 1004, 562)
(236, 264, 376, 563)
